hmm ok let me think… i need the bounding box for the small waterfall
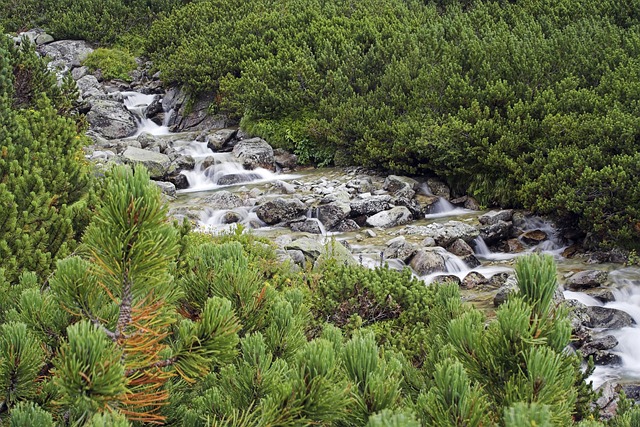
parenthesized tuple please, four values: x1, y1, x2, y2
(122, 91, 171, 137)
(444, 252, 470, 273)
(472, 236, 515, 261)
(424, 197, 474, 219)
(418, 182, 433, 196)
(306, 208, 328, 237)
(175, 141, 289, 193)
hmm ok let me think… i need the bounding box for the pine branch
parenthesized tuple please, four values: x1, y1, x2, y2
(124, 357, 178, 377)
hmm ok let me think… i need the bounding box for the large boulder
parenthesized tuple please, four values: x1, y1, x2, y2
(122, 147, 173, 179)
(580, 306, 635, 329)
(410, 249, 446, 276)
(285, 237, 324, 259)
(290, 219, 324, 234)
(206, 129, 237, 151)
(317, 203, 351, 230)
(232, 138, 276, 171)
(38, 40, 94, 75)
(403, 221, 479, 246)
(350, 195, 392, 216)
(366, 207, 413, 228)
(426, 178, 451, 199)
(565, 270, 609, 291)
(255, 198, 306, 225)
(383, 175, 418, 198)
(76, 75, 105, 100)
(480, 221, 512, 245)
(315, 241, 358, 268)
(166, 90, 228, 131)
(86, 99, 138, 139)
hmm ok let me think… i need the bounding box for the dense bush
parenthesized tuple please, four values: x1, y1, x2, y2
(83, 48, 137, 81)
(146, 0, 640, 248)
(0, 37, 92, 285)
(0, 0, 187, 45)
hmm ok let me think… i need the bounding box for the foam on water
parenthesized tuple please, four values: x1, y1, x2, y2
(425, 197, 475, 219)
(122, 91, 171, 137)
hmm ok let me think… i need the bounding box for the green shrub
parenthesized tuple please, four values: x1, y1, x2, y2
(83, 48, 137, 81)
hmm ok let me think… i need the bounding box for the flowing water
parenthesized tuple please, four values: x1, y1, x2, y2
(122, 90, 638, 391)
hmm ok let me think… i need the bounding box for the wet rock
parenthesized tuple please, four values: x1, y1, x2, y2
(255, 198, 307, 225)
(593, 351, 622, 366)
(584, 288, 616, 304)
(447, 239, 474, 257)
(232, 138, 276, 171)
(145, 96, 163, 118)
(580, 306, 635, 329)
(222, 211, 243, 224)
(86, 99, 138, 139)
(167, 90, 227, 131)
(121, 147, 173, 179)
(520, 229, 548, 245)
(287, 249, 306, 267)
(460, 254, 481, 269)
(622, 385, 640, 404)
(383, 237, 418, 262)
(274, 148, 298, 170)
(426, 178, 450, 199)
(317, 203, 351, 230)
(153, 181, 176, 197)
(333, 219, 360, 232)
(596, 382, 621, 421)
(461, 272, 488, 289)
(217, 173, 262, 186)
(403, 221, 479, 246)
(479, 220, 512, 245)
(565, 270, 609, 290)
(479, 210, 514, 225)
(365, 206, 413, 228)
(409, 249, 446, 276)
(488, 272, 511, 288)
(172, 155, 195, 171)
(350, 195, 392, 216)
(581, 335, 618, 356)
(206, 129, 237, 151)
(383, 175, 418, 196)
(290, 219, 324, 234)
(166, 173, 189, 190)
(203, 191, 243, 209)
(561, 245, 581, 258)
(505, 238, 526, 253)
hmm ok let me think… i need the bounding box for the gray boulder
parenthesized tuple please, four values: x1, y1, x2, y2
(274, 149, 298, 170)
(461, 272, 488, 289)
(565, 270, 609, 291)
(403, 221, 479, 246)
(153, 181, 176, 198)
(290, 219, 324, 234)
(426, 178, 451, 199)
(346, 177, 376, 194)
(447, 239, 474, 257)
(232, 138, 276, 171)
(333, 219, 360, 232)
(38, 40, 94, 75)
(317, 203, 351, 230)
(480, 221, 512, 245)
(581, 306, 635, 329)
(206, 129, 237, 151)
(383, 237, 418, 262)
(410, 249, 446, 276)
(366, 206, 413, 228)
(255, 198, 306, 225)
(76, 75, 104, 99)
(479, 210, 514, 225)
(383, 175, 418, 198)
(121, 147, 173, 179)
(203, 191, 244, 209)
(86, 99, 138, 139)
(350, 195, 392, 216)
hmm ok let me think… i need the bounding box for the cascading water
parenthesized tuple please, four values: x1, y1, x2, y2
(564, 268, 640, 388)
(425, 197, 474, 219)
(472, 236, 516, 261)
(122, 91, 172, 137)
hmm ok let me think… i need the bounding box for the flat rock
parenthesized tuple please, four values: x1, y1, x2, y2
(383, 237, 417, 262)
(403, 221, 479, 246)
(350, 195, 392, 216)
(565, 270, 609, 290)
(203, 191, 244, 209)
(480, 220, 512, 245)
(366, 206, 413, 228)
(479, 210, 514, 225)
(122, 147, 172, 179)
(206, 129, 237, 151)
(461, 272, 488, 289)
(290, 219, 324, 234)
(520, 229, 548, 245)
